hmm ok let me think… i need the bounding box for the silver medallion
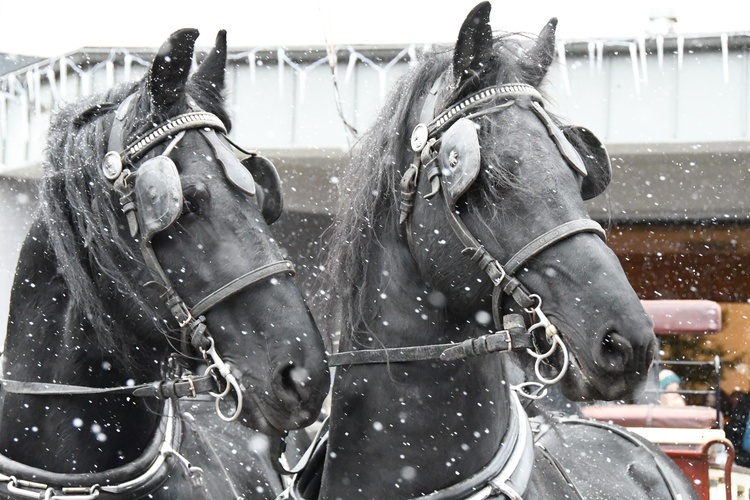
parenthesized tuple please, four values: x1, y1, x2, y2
(102, 151, 123, 180)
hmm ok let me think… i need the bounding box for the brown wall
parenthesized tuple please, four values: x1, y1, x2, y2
(608, 222, 750, 393)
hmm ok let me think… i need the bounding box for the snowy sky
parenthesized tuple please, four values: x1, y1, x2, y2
(1, 0, 749, 57)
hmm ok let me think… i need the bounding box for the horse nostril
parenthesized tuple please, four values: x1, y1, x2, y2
(599, 331, 634, 372)
(276, 363, 313, 405)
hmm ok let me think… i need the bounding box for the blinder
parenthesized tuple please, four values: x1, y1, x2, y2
(241, 153, 284, 225)
(133, 155, 183, 242)
(437, 118, 482, 206)
(562, 125, 612, 200)
(206, 129, 284, 224)
(123, 127, 284, 243)
(408, 83, 610, 214)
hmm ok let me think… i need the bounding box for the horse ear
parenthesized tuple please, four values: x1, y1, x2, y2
(453, 2, 494, 90)
(522, 18, 557, 87)
(562, 126, 612, 200)
(148, 28, 199, 113)
(192, 30, 227, 94)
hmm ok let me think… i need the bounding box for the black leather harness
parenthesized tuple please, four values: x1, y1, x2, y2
(322, 79, 609, 499)
(0, 94, 295, 496)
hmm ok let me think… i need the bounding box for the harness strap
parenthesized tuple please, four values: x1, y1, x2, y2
(504, 219, 606, 277)
(122, 111, 227, 164)
(328, 322, 532, 367)
(191, 260, 295, 317)
(0, 374, 216, 399)
(533, 444, 585, 500)
(491, 219, 607, 327)
(426, 83, 542, 137)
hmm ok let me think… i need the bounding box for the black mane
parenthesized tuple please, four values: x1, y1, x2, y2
(39, 77, 231, 357)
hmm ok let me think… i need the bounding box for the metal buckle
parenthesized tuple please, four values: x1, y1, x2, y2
(200, 336, 243, 422)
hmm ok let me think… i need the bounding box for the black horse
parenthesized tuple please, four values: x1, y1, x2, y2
(0, 29, 328, 498)
(284, 3, 697, 499)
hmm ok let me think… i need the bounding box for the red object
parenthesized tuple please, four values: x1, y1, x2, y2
(661, 439, 734, 500)
(581, 404, 718, 429)
(641, 300, 722, 336)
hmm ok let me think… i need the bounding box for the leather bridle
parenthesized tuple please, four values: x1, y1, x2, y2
(2, 94, 296, 423)
(325, 79, 609, 500)
(329, 80, 606, 376)
(0, 94, 301, 496)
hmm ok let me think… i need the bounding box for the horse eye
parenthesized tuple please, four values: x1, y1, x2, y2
(181, 184, 209, 216)
(182, 198, 199, 215)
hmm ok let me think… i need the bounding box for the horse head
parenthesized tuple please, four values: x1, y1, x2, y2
(43, 29, 329, 435)
(402, 2, 656, 401)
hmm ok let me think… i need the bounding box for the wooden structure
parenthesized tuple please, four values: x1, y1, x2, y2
(582, 300, 750, 499)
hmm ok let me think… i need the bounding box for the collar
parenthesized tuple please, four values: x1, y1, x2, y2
(0, 399, 195, 498)
(281, 391, 534, 500)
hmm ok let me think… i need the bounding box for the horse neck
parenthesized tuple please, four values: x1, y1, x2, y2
(0, 219, 162, 472)
(321, 226, 511, 498)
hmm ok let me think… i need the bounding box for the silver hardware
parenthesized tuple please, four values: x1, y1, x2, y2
(101, 151, 123, 180)
(163, 444, 204, 487)
(411, 123, 429, 152)
(448, 150, 459, 167)
(201, 336, 243, 421)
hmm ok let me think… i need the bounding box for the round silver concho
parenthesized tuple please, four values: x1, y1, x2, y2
(102, 151, 123, 181)
(411, 123, 429, 153)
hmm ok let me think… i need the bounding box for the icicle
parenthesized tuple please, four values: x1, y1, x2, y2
(277, 47, 285, 98)
(0, 94, 5, 169)
(596, 40, 604, 74)
(379, 70, 387, 104)
(407, 45, 418, 69)
(629, 43, 640, 94)
(81, 71, 91, 96)
(33, 67, 41, 116)
(8, 74, 18, 96)
(25, 70, 35, 109)
(588, 42, 596, 74)
(677, 35, 684, 72)
(246, 52, 254, 85)
(556, 40, 571, 95)
(1, 94, 7, 146)
(60, 57, 68, 99)
(298, 71, 307, 103)
(656, 35, 664, 71)
(721, 33, 729, 83)
(46, 67, 59, 104)
(638, 37, 648, 85)
(20, 86, 29, 151)
(345, 51, 357, 85)
(106, 59, 115, 89)
(124, 53, 132, 82)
